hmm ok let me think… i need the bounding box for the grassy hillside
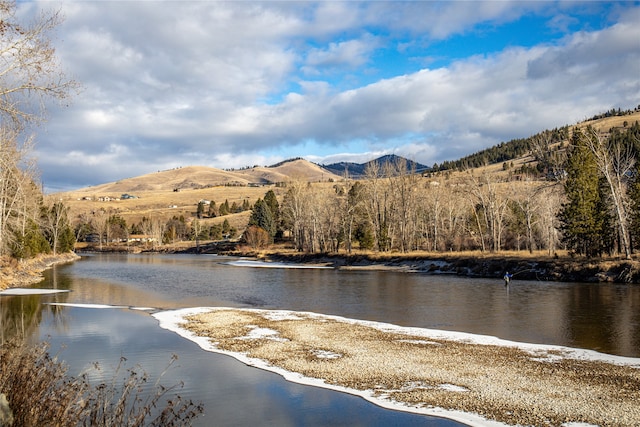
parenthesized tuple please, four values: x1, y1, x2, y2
(56, 109, 640, 253)
(434, 109, 640, 172)
(57, 159, 342, 231)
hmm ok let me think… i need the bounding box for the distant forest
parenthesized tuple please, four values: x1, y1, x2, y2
(433, 105, 640, 173)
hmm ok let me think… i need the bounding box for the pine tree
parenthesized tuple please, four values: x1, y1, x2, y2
(219, 200, 230, 216)
(249, 198, 275, 241)
(559, 130, 606, 256)
(263, 189, 280, 236)
(629, 177, 640, 250)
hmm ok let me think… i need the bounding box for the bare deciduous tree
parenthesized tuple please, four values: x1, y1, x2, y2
(465, 172, 509, 252)
(0, 130, 40, 255)
(0, 1, 76, 131)
(582, 128, 635, 259)
(0, 1, 76, 256)
(40, 197, 69, 255)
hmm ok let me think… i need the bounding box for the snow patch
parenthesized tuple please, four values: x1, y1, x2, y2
(227, 259, 332, 270)
(46, 303, 128, 309)
(240, 326, 288, 342)
(262, 311, 303, 321)
(0, 288, 70, 296)
(153, 307, 640, 427)
(311, 349, 342, 359)
(398, 339, 442, 346)
(439, 384, 469, 392)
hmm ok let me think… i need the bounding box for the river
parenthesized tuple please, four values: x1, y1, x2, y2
(1, 253, 639, 426)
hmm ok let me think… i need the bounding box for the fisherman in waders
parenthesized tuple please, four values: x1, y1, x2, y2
(503, 271, 513, 286)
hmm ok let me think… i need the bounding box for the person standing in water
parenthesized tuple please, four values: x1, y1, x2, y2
(503, 271, 513, 286)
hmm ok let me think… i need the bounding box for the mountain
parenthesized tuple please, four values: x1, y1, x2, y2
(67, 159, 343, 194)
(323, 154, 430, 178)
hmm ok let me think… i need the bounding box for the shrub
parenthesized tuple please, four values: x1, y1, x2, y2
(0, 340, 204, 426)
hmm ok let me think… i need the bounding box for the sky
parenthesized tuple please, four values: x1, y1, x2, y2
(14, 1, 640, 192)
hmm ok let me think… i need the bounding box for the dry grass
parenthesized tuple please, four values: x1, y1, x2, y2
(53, 112, 640, 248)
(579, 111, 640, 132)
(58, 185, 273, 227)
(0, 339, 204, 426)
(0, 252, 80, 290)
(55, 159, 343, 226)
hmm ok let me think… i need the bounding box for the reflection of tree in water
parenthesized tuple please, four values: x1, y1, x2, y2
(0, 276, 73, 343)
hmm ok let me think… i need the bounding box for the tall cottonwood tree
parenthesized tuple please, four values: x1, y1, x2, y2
(362, 161, 393, 251)
(40, 199, 74, 254)
(0, 1, 75, 256)
(465, 172, 509, 252)
(280, 179, 309, 251)
(387, 157, 420, 252)
(0, 130, 38, 254)
(582, 127, 634, 259)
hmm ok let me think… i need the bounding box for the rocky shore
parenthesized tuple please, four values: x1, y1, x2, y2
(0, 252, 80, 290)
(79, 240, 640, 283)
(250, 251, 640, 284)
(177, 308, 640, 427)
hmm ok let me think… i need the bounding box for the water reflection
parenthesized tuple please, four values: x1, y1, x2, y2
(36, 306, 461, 427)
(3, 253, 640, 427)
(0, 287, 71, 344)
(40, 253, 640, 357)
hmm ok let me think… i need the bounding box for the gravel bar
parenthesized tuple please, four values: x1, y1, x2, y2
(172, 308, 640, 427)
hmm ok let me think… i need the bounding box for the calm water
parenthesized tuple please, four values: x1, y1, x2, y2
(2, 253, 640, 426)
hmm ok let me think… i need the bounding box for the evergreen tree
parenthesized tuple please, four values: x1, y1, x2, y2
(221, 219, 236, 238)
(164, 216, 187, 243)
(559, 130, 606, 256)
(106, 215, 128, 242)
(263, 189, 281, 236)
(249, 198, 275, 241)
(628, 177, 640, 250)
(10, 219, 50, 258)
(219, 200, 230, 216)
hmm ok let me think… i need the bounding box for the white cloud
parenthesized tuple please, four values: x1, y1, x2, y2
(303, 34, 379, 74)
(16, 1, 639, 191)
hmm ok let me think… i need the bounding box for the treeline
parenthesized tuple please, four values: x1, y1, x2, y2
(253, 158, 563, 254)
(584, 105, 640, 122)
(432, 127, 569, 172)
(24, 122, 640, 259)
(75, 213, 238, 249)
(243, 123, 640, 259)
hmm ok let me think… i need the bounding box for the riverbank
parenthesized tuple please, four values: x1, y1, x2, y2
(243, 250, 640, 283)
(77, 241, 640, 283)
(157, 307, 640, 427)
(0, 252, 81, 290)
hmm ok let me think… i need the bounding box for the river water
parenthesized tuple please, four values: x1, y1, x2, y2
(2, 253, 639, 426)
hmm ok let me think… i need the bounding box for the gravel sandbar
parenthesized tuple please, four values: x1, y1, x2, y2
(173, 308, 640, 427)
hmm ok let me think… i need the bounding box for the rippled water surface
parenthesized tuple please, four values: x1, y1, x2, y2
(2, 253, 639, 426)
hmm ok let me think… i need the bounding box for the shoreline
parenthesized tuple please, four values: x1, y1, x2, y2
(154, 307, 640, 427)
(0, 252, 81, 291)
(78, 244, 640, 283)
(250, 251, 640, 283)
